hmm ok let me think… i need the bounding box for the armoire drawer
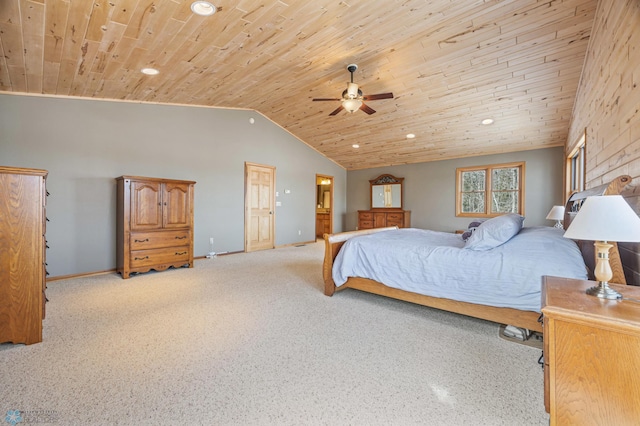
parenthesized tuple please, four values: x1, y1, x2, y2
(130, 230, 190, 250)
(130, 247, 190, 268)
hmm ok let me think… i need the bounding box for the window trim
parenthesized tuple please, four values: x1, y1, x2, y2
(566, 130, 586, 202)
(455, 161, 525, 218)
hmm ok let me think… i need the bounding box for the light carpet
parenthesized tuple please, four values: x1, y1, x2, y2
(1, 242, 549, 425)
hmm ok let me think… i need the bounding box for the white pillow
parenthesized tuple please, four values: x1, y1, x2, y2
(464, 213, 524, 251)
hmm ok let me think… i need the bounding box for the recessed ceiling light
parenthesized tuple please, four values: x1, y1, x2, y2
(406, 133, 416, 139)
(191, 1, 216, 16)
(481, 118, 494, 125)
(352, 144, 360, 149)
(141, 68, 159, 75)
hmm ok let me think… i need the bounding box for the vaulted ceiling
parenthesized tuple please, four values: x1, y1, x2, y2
(0, 0, 597, 170)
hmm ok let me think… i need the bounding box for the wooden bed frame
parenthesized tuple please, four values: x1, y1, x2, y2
(322, 176, 632, 333)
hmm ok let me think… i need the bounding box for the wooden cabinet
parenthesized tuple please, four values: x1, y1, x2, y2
(0, 166, 48, 345)
(117, 176, 195, 279)
(316, 212, 330, 237)
(542, 276, 640, 425)
(358, 210, 411, 230)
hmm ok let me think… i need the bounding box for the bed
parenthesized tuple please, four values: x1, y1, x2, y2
(322, 176, 632, 333)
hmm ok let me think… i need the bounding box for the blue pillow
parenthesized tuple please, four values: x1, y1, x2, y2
(464, 213, 524, 250)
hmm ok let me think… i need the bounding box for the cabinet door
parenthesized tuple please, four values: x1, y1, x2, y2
(316, 216, 324, 237)
(374, 212, 386, 228)
(131, 181, 163, 230)
(163, 182, 192, 228)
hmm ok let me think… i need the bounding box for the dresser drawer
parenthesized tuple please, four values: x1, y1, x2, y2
(130, 230, 190, 250)
(359, 212, 373, 220)
(386, 213, 404, 221)
(359, 220, 374, 229)
(130, 247, 190, 268)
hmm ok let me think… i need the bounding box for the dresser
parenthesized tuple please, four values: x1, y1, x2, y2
(357, 209, 411, 230)
(116, 176, 195, 279)
(0, 166, 48, 345)
(541, 276, 640, 425)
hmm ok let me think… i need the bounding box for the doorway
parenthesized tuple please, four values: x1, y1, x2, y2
(245, 162, 275, 252)
(315, 174, 334, 239)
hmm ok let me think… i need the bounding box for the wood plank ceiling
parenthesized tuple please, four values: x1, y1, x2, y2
(0, 0, 596, 170)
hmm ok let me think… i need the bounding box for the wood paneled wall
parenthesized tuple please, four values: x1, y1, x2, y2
(567, 0, 640, 188)
(567, 0, 640, 284)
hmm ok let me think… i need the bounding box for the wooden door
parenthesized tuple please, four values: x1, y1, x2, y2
(163, 182, 192, 228)
(245, 163, 275, 252)
(314, 174, 334, 238)
(131, 181, 162, 230)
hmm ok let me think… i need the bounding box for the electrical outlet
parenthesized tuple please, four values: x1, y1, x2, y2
(298, 230, 301, 235)
(209, 237, 214, 245)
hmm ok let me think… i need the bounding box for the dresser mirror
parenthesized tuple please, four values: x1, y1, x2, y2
(370, 174, 404, 209)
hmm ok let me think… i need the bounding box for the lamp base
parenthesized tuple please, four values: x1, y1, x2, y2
(553, 221, 563, 229)
(586, 282, 622, 300)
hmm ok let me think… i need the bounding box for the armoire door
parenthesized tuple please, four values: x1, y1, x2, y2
(130, 181, 162, 230)
(163, 182, 192, 228)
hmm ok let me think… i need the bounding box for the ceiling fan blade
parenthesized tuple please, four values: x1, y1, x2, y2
(360, 102, 376, 115)
(329, 105, 344, 116)
(363, 92, 394, 101)
(313, 98, 341, 101)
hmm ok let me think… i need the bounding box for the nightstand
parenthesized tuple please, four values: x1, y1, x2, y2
(541, 276, 640, 425)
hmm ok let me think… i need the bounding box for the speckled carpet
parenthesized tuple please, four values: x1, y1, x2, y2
(1, 242, 549, 425)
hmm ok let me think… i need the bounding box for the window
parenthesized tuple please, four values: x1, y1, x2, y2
(567, 131, 586, 199)
(456, 162, 525, 217)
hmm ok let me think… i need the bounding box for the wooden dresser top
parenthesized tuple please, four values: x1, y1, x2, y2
(542, 276, 640, 334)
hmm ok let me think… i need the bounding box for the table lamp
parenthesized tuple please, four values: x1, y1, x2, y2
(546, 205, 565, 229)
(563, 195, 640, 299)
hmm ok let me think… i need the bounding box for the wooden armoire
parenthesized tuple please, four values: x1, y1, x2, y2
(0, 166, 48, 345)
(116, 176, 195, 279)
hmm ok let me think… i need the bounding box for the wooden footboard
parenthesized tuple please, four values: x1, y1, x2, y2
(322, 227, 543, 332)
(323, 227, 398, 296)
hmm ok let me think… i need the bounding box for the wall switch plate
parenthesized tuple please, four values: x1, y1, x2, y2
(276, 201, 282, 206)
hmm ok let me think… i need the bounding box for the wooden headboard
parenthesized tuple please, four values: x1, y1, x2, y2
(564, 175, 631, 285)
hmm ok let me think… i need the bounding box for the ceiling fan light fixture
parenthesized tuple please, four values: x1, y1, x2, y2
(347, 82, 359, 98)
(343, 98, 363, 113)
(191, 1, 216, 16)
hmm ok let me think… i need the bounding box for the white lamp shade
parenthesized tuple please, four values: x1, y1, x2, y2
(343, 98, 362, 113)
(563, 195, 640, 242)
(546, 205, 565, 221)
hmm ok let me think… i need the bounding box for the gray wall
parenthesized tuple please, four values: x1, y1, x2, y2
(0, 94, 346, 277)
(347, 147, 564, 232)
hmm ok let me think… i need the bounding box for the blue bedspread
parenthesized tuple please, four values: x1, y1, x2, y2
(332, 226, 588, 312)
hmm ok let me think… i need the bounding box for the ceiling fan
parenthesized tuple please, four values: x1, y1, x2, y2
(313, 64, 394, 116)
